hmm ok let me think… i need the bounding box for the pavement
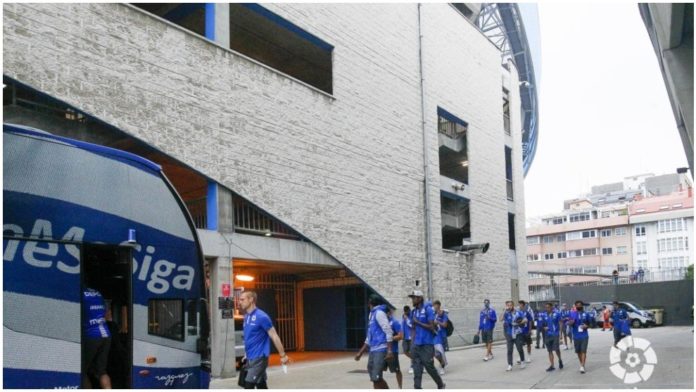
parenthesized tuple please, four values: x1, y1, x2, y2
(210, 326, 694, 389)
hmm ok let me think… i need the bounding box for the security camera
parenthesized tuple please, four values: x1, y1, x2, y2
(457, 242, 490, 254)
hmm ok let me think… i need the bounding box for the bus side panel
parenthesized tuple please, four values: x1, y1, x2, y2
(4, 191, 201, 304)
(4, 192, 205, 388)
(132, 365, 201, 388)
(3, 237, 81, 388)
(3, 368, 80, 389)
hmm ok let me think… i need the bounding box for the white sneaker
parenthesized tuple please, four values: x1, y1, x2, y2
(439, 368, 446, 375)
(483, 355, 489, 361)
(525, 358, 532, 363)
(488, 354, 494, 361)
(408, 368, 414, 374)
(580, 366, 586, 374)
(506, 365, 513, 371)
(520, 362, 526, 369)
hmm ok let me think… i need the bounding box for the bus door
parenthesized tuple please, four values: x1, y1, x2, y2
(81, 244, 133, 389)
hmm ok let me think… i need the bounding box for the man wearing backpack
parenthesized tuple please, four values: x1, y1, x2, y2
(433, 300, 448, 375)
(478, 299, 497, 362)
(386, 306, 404, 389)
(354, 295, 394, 389)
(408, 290, 445, 389)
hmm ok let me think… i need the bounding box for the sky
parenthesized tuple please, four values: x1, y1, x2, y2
(523, 2, 689, 219)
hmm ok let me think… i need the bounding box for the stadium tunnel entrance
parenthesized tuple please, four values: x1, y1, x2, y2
(229, 259, 373, 353)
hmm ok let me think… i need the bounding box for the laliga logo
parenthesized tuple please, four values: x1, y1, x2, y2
(609, 336, 657, 384)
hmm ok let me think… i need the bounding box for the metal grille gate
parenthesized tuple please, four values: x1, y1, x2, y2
(255, 274, 297, 351)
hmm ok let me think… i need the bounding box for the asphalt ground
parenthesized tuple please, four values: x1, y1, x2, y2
(210, 325, 694, 389)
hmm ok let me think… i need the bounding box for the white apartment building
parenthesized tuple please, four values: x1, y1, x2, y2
(630, 188, 694, 280)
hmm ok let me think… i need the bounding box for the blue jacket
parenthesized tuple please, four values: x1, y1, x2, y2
(512, 309, 528, 336)
(570, 310, 594, 340)
(536, 311, 547, 332)
(503, 309, 515, 336)
(611, 308, 631, 335)
(366, 305, 391, 352)
(560, 309, 571, 325)
(83, 288, 110, 339)
(543, 310, 562, 336)
(479, 307, 497, 331)
(402, 316, 413, 341)
(411, 303, 436, 346)
(434, 311, 448, 345)
(520, 307, 533, 335)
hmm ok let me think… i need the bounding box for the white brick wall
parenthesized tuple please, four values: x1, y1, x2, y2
(3, 3, 528, 319)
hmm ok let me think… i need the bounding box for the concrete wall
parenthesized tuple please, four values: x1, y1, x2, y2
(559, 280, 694, 325)
(3, 2, 528, 346)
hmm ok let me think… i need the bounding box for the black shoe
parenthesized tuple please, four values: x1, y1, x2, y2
(546, 366, 555, 372)
(559, 360, 564, 369)
(438, 383, 446, 389)
(535, 346, 540, 349)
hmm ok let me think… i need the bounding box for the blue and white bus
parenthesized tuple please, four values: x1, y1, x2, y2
(3, 124, 211, 388)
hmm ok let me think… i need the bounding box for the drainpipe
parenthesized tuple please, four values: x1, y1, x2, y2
(417, 3, 434, 300)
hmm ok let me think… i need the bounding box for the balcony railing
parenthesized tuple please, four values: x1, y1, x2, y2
(528, 267, 690, 301)
(234, 198, 301, 239)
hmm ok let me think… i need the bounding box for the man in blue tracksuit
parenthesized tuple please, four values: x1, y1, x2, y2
(82, 287, 112, 389)
(408, 290, 445, 389)
(610, 300, 631, 347)
(503, 300, 526, 371)
(478, 299, 497, 361)
(518, 300, 533, 362)
(535, 307, 546, 350)
(568, 300, 594, 374)
(402, 305, 414, 374)
(240, 291, 290, 389)
(541, 302, 563, 371)
(433, 300, 448, 375)
(355, 295, 394, 389)
(560, 303, 573, 350)
(386, 307, 404, 389)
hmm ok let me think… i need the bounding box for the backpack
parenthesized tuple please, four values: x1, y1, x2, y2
(445, 319, 454, 337)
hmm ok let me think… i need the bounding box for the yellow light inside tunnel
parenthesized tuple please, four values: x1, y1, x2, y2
(236, 274, 255, 282)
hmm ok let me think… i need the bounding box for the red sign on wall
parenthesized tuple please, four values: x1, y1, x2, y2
(222, 283, 231, 297)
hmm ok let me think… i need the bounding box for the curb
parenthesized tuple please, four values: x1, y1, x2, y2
(446, 339, 508, 352)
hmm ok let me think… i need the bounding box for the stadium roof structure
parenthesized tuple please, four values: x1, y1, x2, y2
(476, 3, 539, 177)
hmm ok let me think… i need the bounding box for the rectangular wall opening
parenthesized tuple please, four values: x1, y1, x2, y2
(437, 107, 469, 184)
(133, 4, 206, 37)
(441, 192, 471, 250)
(229, 4, 334, 94)
(503, 88, 511, 135)
(505, 146, 513, 200)
(508, 213, 516, 250)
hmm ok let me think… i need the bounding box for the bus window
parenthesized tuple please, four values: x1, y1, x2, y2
(148, 299, 184, 341)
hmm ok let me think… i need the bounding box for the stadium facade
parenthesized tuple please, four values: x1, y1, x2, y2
(3, 3, 538, 377)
